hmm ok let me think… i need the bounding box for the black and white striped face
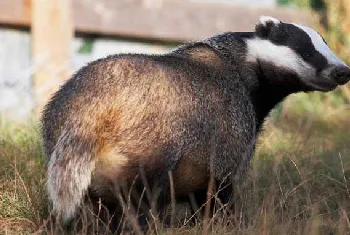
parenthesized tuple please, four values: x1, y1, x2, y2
(246, 16, 350, 91)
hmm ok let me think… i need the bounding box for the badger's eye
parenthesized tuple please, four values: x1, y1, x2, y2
(305, 53, 312, 58)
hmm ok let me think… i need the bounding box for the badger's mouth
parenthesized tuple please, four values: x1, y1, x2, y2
(310, 81, 337, 92)
(307, 65, 350, 92)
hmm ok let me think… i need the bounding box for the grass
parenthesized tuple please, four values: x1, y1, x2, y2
(0, 93, 350, 234)
(236, 105, 350, 235)
(0, 121, 49, 234)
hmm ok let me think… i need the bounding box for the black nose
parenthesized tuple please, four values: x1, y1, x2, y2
(332, 65, 350, 85)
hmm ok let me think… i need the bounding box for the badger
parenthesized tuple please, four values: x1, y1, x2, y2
(42, 16, 350, 231)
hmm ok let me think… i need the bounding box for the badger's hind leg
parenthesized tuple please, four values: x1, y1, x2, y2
(89, 180, 147, 234)
(90, 146, 181, 233)
(88, 150, 145, 233)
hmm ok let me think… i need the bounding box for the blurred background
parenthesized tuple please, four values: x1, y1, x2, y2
(0, 0, 348, 121)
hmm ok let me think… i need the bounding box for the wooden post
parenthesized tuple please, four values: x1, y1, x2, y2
(32, 0, 73, 114)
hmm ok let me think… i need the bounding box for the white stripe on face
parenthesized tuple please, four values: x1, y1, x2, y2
(246, 38, 314, 77)
(293, 24, 347, 67)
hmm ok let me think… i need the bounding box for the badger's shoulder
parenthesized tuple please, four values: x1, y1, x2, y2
(171, 42, 226, 69)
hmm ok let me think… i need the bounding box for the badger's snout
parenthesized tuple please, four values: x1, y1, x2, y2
(331, 65, 350, 85)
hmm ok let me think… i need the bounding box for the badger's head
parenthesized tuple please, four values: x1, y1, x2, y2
(246, 16, 350, 92)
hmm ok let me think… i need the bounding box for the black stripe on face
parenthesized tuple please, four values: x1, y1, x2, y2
(268, 23, 328, 72)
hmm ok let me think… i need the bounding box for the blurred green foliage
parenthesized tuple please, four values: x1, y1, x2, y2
(277, 0, 325, 10)
(77, 38, 95, 54)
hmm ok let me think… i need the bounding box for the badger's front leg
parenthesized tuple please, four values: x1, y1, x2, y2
(200, 136, 257, 218)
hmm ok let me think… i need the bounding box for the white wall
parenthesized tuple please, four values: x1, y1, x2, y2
(0, 29, 33, 120)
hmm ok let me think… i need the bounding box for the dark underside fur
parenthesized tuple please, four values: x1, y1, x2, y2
(41, 32, 310, 232)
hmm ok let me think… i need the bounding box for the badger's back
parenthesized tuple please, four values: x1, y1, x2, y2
(43, 52, 220, 156)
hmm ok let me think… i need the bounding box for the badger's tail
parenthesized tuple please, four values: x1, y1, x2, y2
(47, 128, 96, 223)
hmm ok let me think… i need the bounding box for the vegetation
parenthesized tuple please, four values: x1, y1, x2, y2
(1, 0, 350, 234)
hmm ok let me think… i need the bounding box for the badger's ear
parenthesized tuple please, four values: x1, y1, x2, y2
(255, 16, 281, 38)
